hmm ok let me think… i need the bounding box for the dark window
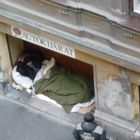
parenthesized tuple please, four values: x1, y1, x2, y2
(133, 0, 140, 14)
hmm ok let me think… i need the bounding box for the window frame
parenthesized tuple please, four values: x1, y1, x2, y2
(129, 0, 140, 17)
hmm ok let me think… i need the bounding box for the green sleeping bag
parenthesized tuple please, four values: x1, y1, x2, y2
(34, 65, 93, 112)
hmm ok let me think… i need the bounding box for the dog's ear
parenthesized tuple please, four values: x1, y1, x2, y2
(42, 57, 55, 67)
(43, 57, 55, 75)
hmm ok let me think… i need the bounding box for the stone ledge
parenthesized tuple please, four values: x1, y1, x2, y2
(0, 82, 83, 125)
(94, 110, 139, 132)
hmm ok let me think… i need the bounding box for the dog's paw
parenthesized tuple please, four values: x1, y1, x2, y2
(12, 82, 23, 91)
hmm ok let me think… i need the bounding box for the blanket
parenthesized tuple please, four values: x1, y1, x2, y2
(34, 65, 93, 112)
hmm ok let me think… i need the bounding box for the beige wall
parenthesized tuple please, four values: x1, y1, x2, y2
(7, 35, 24, 66)
(0, 32, 12, 82)
(76, 50, 140, 122)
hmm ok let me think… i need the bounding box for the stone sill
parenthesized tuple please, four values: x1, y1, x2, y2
(0, 82, 83, 125)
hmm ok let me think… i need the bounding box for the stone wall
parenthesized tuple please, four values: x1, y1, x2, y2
(0, 32, 11, 82)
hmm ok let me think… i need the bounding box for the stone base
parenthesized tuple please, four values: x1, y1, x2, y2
(94, 110, 140, 140)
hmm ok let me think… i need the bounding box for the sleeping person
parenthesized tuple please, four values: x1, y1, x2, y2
(12, 52, 94, 112)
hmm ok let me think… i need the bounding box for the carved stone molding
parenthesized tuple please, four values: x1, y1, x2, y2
(0, 0, 140, 73)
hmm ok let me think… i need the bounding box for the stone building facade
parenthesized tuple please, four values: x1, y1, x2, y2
(0, 0, 139, 139)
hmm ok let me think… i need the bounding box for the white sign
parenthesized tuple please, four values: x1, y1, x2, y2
(11, 27, 75, 58)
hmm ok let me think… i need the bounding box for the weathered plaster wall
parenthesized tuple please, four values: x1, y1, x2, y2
(98, 74, 132, 120)
(76, 50, 140, 123)
(80, 0, 112, 13)
(7, 35, 24, 66)
(0, 32, 11, 82)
